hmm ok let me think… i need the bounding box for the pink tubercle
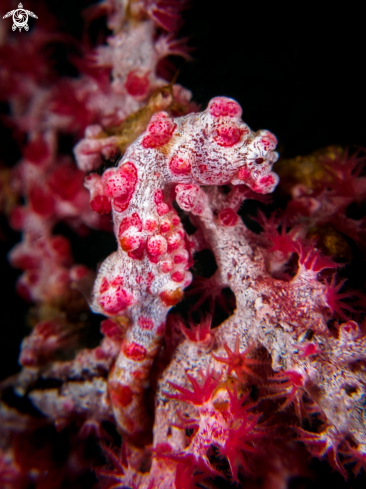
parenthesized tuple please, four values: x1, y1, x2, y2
(169, 155, 191, 175)
(156, 202, 170, 216)
(159, 220, 171, 233)
(258, 132, 277, 151)
(214, 125, 243, 147)
(120, 232, 143, 252)
(100, 319, 124, 341)
(173, 250, 189, 264)
(118, 213, 142, 237)
(171, 215, 180, 226)
(99, 287, 134, 314)
(171, 270, 185, 283)
(90, 195, 112, 214)
(144, 218, 158, 232)
(255, 174, 276, 193)
(237, 167, 251, 181)
(127, 241, 145, 260)
(147, 235, 168, 256)
(218, 208, 239, 227)
(166, 231, 182, 252)
(104, 162, 137, 212)
(141, 113, 176, 149)
(160, 260, 173, 273)
(208, 97, 242, 118)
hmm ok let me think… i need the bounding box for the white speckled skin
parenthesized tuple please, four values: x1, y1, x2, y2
(89, 97, 279, 437)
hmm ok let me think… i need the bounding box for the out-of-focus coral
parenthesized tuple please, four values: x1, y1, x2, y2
(1, 1, 366, 489)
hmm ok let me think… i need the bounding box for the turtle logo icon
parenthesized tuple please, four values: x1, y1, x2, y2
(3, 3, 38, 31)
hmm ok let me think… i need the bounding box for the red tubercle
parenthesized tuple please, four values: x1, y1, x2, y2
(156, 202, 171, 216)
(166, 231, 182, 252)
(169, 155, 192, 175)
(173, 250, 189, 264)
(138, 316, 154, 330)
(23, 136, 50, 164)
(10, 252, 39, 270)
(27, 270, 40, 286)
(238, 167, 251, 181)
(16, 279, 32, 302)
(9, 206, 26, 231)
(136, 275, 143, 284)
(171, 270, 185, 283)
(120, 232, 144, 252)
(209, 97, 242, 118)
(125, 70, 150, 97)
(95, 347, 108, 360)
(99, 287, 134, 314)
(218, 208, 239, 227)
(214, 125, 244, 147)
(156, 322, 165, 336)
(48, 162, 85, 200)
(119, 213, 143, 236)
(257, 174, 276, 190)
(69, 264, 89, 281)
(29, 185, 55, 216)
(154, 189, 164, 204)
(100, 277, 109, 294)
(90, 194, 112, 214)
(199, 164, 207, 173)
(172, 215, 181, 226)
(109, 382, 134, 407)
(104, 162, 137, 212)
(258, 132, 277, 151)
(159, 220, 172, 233)
(50, 236, 71, 263)
(123, 341, 147, 361)
(128, 240, 145, 260)
(100, 319, 124, 341)
(142, 113, 176, 149)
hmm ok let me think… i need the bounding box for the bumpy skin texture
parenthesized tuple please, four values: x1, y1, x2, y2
(152, 190, 366, 484)
(87, 97, 279, 437)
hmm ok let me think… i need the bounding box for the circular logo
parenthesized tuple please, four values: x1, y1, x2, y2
(12, 8, 29, 31)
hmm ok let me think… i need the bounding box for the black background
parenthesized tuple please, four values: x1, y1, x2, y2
(0, 2, 365, 486)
